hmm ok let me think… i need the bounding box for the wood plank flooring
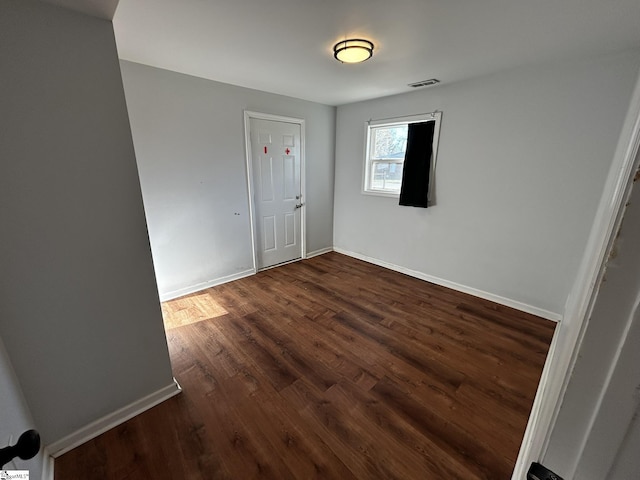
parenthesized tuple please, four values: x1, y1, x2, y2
(55, 252, 555, 479)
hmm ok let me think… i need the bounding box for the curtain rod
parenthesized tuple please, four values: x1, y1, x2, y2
(368, 110, 441, 124)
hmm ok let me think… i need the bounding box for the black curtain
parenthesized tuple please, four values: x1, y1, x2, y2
(399, 121, 435, 208)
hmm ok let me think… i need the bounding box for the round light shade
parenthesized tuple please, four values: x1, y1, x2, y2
(333, 39, 374, 63)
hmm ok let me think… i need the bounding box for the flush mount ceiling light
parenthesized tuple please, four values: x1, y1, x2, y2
(333, 39, 374, 64)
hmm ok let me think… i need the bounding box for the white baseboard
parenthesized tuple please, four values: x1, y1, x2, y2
(305, 247, 333, 259)
(159, 269, 255, 302)
(46, 379, 182, 460)
(159, 252, 335, 301)
(334, 248, 562, 322)
(159, 253, 336, 301)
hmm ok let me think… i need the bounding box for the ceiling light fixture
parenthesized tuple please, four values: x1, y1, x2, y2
(333, 39, 374, 64)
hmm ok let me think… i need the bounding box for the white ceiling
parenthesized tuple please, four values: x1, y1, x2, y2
(40, 0, 119, 20)
(45, 0, 640, 106)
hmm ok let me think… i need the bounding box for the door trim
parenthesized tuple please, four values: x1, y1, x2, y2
(244, 111, 306, 272)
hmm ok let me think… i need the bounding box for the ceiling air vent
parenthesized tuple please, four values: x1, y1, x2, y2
(408, 79, 440, 88)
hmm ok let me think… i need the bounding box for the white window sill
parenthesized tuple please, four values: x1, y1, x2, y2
(362, 190, 400, 198)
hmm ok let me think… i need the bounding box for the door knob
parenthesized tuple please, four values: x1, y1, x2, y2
(0, 430, 40, 468)
(295, 203, 305, 209)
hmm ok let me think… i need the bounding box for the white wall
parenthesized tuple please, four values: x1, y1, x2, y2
(607, 407, 640, 480)
(0, 0, 174, 444)
(333, 50, 640, 317)
(544, 159, 640, 478)
(0, 336, 42, 478)
(120, 61, 336, 300)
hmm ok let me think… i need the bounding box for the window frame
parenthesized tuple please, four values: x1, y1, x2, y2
(362, 112, 442, 198)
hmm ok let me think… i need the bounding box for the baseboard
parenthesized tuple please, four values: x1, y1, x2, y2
(159, 254, 335, 301)
(305, 247, 333, 259)
(334, 248, 562, 322)
(46, 378, 182, 459)
(159, 269, 255, 302)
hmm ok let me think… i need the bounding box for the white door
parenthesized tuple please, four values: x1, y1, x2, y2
(249, 117, 302, 269)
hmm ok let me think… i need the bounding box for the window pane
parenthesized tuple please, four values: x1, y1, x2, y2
(372, 125, 408, 160)
(364, 114, 440, 197)
(370, 161, 404, 192)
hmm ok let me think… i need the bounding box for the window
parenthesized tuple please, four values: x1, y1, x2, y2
(363, 112, 441, 197)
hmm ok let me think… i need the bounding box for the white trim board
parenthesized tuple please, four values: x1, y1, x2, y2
(333, 247, 562, 322)
(41, 449, 54, 480)
(158, 248, 335, 303)
(305, 247, 333, 259)
(46, 379, 181, 459)
(159, 269, 255, 302)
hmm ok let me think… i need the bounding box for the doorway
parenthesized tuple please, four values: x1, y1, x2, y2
(244, 112, 305, 270)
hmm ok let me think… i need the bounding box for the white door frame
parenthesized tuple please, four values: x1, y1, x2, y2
(512, 72, 640, 478)
(244, 110, 306, 272)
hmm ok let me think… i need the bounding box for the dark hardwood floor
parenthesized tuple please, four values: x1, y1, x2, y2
(55, 252, 555, 479)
